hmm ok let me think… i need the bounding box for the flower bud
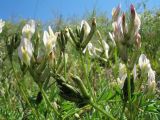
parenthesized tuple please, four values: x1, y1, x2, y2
(74, 113, 80, 119)
(134, 14, 141, 34)
(0, 19, 5, 33)
(130, 4, 141, 34)
(135, 33, 141, 48)
(112, 5, 121, 21)
(80, 20, 91, 39)
(130, 4, 136, 19)
(122, 13, 128, 34)
(138, 54, 151, 74)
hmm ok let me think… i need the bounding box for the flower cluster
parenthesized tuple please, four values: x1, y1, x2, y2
(80, 20, 110, 59)
(109, 4, 141, 63)
(117, 53, 156, 95)
(138, 54, 156, 92)
(18, 20, 58, 66)
(18, 20, 35, 66)
(109, 4, 141, 47)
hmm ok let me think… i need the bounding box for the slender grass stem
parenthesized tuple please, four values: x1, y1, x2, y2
(90, 100, 116, 120)
(63, 52, 66, 79)
(80, 52, 94, 99)
(10, 61, 39, 120)
(127, 69, 133, 120)
(40, 86, 60, 117)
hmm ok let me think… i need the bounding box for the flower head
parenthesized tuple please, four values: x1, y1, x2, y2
(83, 42, 97, 56)
(22, 20, 35, 39)
(18, 37, 34, 66)
(138, 54, 151, 73)
(43, 26, 57, 55)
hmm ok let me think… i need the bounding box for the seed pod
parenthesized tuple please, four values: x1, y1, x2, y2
(36, 92, 43, 105)
(122, 76, 134, 102)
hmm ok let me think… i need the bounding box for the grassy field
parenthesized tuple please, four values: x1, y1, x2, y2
(0, 4, 160, 120)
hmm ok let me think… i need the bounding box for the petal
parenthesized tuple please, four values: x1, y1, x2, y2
(148, 69, 155, 82)
(102, 40, 109, 51)
(48, 26, 55, 37)
(18, 45, 23, 60)
(26, 40, 34, 57)
(133, 64, 137, 80)
(109, 32, 116, 46)
(43, 31, 49, 47)
(138, 54, 146, 69)
(102, 40, 109, 58)
(28, 19, 35, 34)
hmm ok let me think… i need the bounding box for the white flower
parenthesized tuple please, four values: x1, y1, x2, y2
(83, 42, 97, 56)
(80, 20, 91, 39)
(22, 20, 35, 39)
(43, 26, 57, 55)
(138, 54, 151, 73)
(102, 40, 109, 59)
(148, 68, 156, 92)
(117, 63, 127, 89)
(18, 37, 34, 66)
(0, 19, 5, 33)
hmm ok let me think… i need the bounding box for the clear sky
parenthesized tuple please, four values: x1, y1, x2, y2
(0, 0, 160, 22)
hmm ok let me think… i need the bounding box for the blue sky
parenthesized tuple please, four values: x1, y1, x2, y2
(0, 0, 160, 22)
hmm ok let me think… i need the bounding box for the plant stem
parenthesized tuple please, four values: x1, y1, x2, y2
(80, 52, 94, 99)
(127, 70, 133, 120)
(90, 100, 116, 120)
(63, 52, 66, 79)
(40, 86, 60, 117)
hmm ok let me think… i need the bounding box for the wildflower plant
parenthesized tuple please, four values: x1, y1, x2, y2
(0, 4, 159, 120)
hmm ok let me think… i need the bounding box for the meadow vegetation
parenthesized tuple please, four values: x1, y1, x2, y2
(0, 4, 160, 120)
